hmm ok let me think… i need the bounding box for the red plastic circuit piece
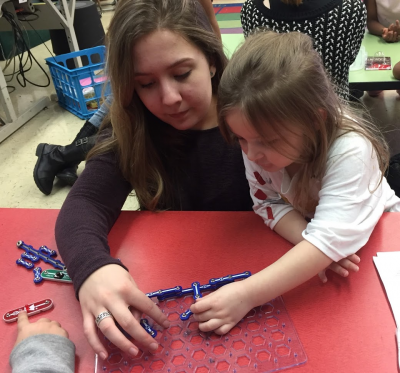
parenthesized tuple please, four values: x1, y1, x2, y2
(3, 298, 54, 323)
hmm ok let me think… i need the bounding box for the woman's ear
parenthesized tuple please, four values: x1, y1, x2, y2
(210, 65, 216, 78)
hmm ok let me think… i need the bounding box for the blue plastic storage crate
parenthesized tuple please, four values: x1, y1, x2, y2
(45, 46, 111, 120)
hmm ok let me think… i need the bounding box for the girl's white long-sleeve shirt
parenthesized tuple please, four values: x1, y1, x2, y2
(375, 0, 400, 28)
(244, 132, 400, 262)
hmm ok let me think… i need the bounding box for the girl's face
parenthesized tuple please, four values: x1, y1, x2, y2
(133, 29, 216, 131)
(226, 108, 304, 173)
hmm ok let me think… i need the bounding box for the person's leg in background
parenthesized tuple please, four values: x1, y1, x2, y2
(393, 60, 400, 95)
(367, 90, 383, 97)
(387, 153, 400, 197)
(33, 95, 113, 195)
(349, 88, 365, 102)
(55, 94, 113, 185)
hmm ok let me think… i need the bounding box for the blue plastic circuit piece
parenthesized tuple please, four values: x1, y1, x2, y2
(146, 286, 182, 301)
(192, 282, 202, 299)
(181, 287, 194, 296)
(180, 282, 203, 321)
(200, 284, 215, 291)
(39, 245, 57, 257)
(146, 290, 162, 298)
(180, 309, 193, 321)
(209, 271, 251, 286)
(17, 241, 66, 270)
(33, 267, 43, 284)
(180, 283, 215, 297)
(21, 252, 40, 262)
(140, 318, 157, 338)
(146, 272, 253, 322)
(16, 258, 34, 269)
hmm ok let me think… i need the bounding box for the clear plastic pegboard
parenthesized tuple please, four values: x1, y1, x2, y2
(95, 296, 307, 372)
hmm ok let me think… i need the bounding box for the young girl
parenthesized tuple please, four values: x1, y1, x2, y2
(55, 0, 253, 361)
(190, 31, 400, 335)
(366, 0, 400, 43)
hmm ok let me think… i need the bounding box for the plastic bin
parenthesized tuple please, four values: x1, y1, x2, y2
(45, 46, 111, 119)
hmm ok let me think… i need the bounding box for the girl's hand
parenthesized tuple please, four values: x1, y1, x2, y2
(14, 311, 69, 348)
(389, 20, 400, 35)
(382, 27, 399, 42)
(78, 264, 170, 360)
(318, 254, 360, 283)
(190, 281, 253, 335)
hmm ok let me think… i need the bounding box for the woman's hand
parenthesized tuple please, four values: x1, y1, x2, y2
(318, 254, 360, 283)
(190, 281, 253, 335)
(14, 311, 69, 348)
(78, 264, 170, 360)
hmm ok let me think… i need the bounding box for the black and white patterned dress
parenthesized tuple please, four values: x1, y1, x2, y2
(241, 0, 366, 100)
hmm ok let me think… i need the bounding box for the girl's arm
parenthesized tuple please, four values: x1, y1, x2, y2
(366, 0, 398, 42)
(273, 210, 360, 281)
(191, 210, 359, 335)
(257, 209, 361, 307)
(394, 61, 400, 79)
(242, 154, 359, 281)
(190, 234, 332, 335)
(245, 238, 331, 308)
(366, 0, 385, 36)
(273, 209, 307, 244)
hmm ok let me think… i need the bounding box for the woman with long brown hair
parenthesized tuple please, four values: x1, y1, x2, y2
(55, 0, 252, 361)
(33, 0, 221, 194)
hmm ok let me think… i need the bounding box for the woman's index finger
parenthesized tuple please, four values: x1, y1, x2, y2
(128, 292, 170, 329)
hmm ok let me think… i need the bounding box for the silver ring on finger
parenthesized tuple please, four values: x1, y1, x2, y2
(95, 311, 113, 327)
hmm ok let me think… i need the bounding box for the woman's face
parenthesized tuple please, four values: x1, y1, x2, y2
(133, 29, 216, 131)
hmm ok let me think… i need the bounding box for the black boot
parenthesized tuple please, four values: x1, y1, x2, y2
(55, 121, 99, 186)
(33, 136, 97, 195)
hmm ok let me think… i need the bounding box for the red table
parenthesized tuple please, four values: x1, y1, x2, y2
(0, 209, 398, 372)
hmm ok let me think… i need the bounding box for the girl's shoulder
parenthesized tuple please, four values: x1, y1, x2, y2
(324, 132, 378, 182)
(329, 131, 373, 159)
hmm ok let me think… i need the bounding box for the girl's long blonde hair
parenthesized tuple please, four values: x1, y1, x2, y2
(218, 31, 389, 215)
(88, 0, 227, 210)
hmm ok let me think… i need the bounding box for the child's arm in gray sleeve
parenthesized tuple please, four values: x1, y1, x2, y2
(10, 334, 75, 373)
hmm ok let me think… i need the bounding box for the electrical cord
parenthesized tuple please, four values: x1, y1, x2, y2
(2, 10, 35, 85)
(18, 12, 58, 63)
(1, 8, 51, 89)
